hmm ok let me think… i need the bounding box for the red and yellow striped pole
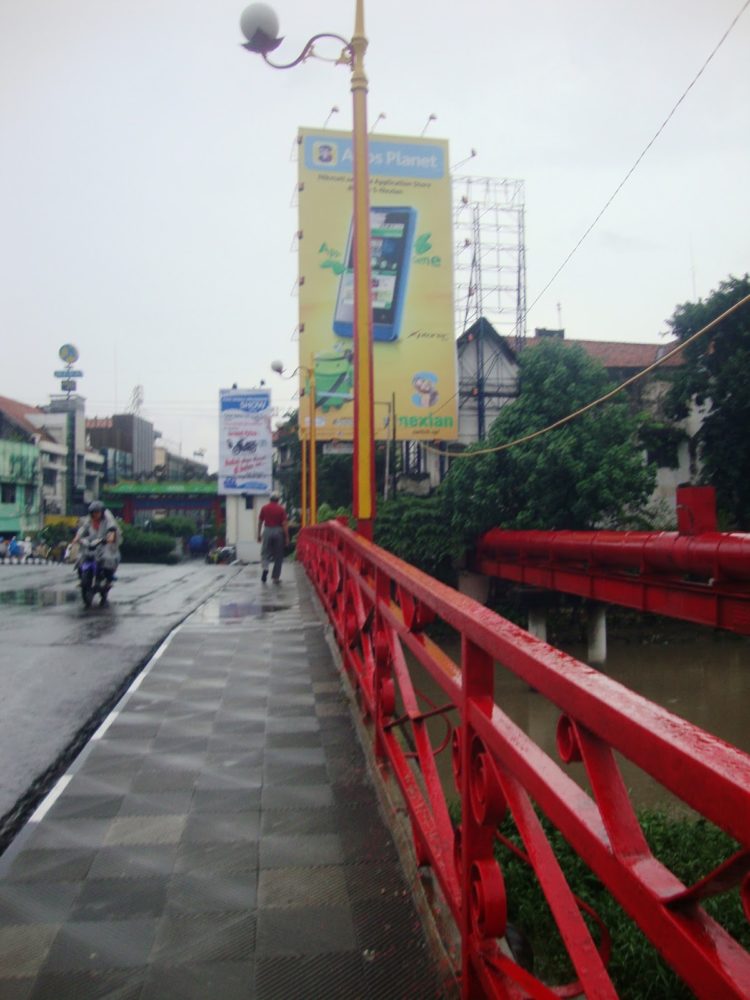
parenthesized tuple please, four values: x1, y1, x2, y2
(308, 361, 318, 525)
(350, 0, 375, 538)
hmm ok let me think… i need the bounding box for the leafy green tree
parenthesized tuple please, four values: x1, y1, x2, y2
(316, 454, 353, 510)
(664, 274, 750, 529)
(374, 495, 458, 582)
(273, 410, 302, 515)
(441, 339, 656, 544)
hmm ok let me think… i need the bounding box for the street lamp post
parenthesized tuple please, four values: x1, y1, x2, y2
(271, 360, 317, 527)
(240, 1, 375, 538)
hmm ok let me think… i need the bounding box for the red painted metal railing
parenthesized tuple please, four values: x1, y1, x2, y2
(299, 519, 750, 999)
(475, 527, 750, 634)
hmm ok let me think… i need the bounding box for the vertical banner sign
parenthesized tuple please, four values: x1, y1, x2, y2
(297, 128, 457, 442)
(218, 388, 273, 494)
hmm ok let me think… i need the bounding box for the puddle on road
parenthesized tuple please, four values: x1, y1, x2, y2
(219, 600, 287, 620)
(190, 596, 291, 624)
(0, 588, 79, 608)
(68, 614, 119, 641)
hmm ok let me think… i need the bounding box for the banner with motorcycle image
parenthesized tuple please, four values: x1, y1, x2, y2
(297, 127, 458, 442)
(218, 388, 273, 495)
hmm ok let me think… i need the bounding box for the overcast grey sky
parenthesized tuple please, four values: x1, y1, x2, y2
(2, 0, 748, 471)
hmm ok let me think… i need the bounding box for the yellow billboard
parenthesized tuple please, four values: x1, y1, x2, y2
(297, 128, 457, 442)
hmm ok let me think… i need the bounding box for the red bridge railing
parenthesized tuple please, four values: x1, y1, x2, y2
(475, 527, 750, 634)
(299, 519, 750, 999)
(475, 487, 750, 635)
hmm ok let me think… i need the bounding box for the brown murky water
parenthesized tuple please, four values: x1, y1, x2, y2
(407, 622, 750, 811)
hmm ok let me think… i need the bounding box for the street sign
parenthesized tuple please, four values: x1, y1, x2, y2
(54, 369, 83, 378)
(60, 379, 77, 392)
(58, 344, 79, 364)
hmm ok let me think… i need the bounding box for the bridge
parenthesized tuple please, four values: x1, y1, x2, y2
(475, 488, 750, 637)
(0, 517, 748, 997)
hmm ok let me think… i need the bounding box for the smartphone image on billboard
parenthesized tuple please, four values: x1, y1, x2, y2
(333, 206, 417, 342)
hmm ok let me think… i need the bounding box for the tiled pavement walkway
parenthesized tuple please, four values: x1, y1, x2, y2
(0, 564, 448, 999)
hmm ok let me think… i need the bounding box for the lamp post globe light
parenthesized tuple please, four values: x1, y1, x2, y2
(271, 360, 318, 528)
(239, 4, 281, 54)
(241, 2, 376, 539)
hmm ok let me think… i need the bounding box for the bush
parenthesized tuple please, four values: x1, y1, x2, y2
(317, 503, 352, 525)
(121, 525, 176, 563)
(488, 808, 748, 997)
(146, 516, 196, 538)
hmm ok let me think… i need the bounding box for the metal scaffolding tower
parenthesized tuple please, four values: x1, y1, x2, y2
(453, 176, 527, 351)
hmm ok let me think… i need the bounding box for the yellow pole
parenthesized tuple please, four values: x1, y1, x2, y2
(308, 362, 318, 525)
(300, 411, 308, 528)
(350, 0, 375, 538)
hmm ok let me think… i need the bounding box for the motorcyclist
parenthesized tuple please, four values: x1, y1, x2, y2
(74, 501, 122, 601)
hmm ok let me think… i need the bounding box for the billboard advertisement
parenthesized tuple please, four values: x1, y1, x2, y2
(297, 128, 457, 442)
(218, 388, 272, 495)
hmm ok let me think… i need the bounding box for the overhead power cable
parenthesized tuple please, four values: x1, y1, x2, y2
(522, 0, 750, 326)
(423, 292, 750, 460)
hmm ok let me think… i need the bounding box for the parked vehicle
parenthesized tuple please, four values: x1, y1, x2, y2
(206, 544, 236, 565)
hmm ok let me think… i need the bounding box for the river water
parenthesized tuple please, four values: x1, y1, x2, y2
(408, 618, 750, 811)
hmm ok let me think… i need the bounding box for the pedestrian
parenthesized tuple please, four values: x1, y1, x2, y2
(257, 492, 289, 584)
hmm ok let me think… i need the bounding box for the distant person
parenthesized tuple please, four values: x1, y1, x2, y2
(188, 533, 206, 558)
(257, 492, 289, 584)
(8, 536, 23, 561)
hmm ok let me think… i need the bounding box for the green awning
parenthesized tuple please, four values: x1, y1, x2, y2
(103, 481, 218, 497)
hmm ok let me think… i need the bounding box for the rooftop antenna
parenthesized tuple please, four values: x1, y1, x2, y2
(451, 148, 477, 172)
(370, 112, 386, 133)
(323, 105, 339, 128)
(420, 113, 437, 136)
(557, 302, 563, 329)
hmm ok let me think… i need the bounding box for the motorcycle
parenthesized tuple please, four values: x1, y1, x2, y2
(78, 536, 116, 608)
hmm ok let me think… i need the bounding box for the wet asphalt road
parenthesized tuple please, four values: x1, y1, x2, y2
(0, 560, 242, 846)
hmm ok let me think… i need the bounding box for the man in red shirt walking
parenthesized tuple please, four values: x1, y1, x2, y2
(257, 492, 289, 583)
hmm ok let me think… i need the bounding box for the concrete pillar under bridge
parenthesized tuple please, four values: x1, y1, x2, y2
(458, 577, 609, 663)
(520, 590, 608, 664)
(586, 601, 608, 665)
(457, 570, 490, 604)
(525, 591, 550, 645)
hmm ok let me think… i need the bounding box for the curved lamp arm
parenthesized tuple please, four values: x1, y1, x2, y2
(252, 33, 352, 70)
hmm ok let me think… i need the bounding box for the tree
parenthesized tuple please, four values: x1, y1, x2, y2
(441, 339, 656, 545)
(273, 408, 389, 519)
(374, 495, 457, 582)
(665, 274, 750, 529)
(273, 410, 302, 515)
